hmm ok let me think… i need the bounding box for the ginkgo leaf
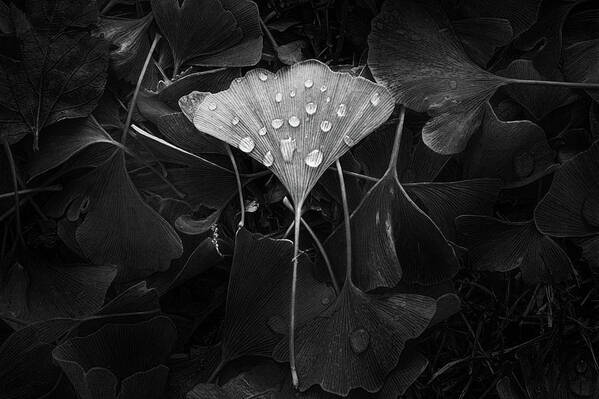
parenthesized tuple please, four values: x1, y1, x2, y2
(580, 237, 599, 270)
(99, 13, 153, 83)
(452, 17, 513, 67)
(17, 0, 99, 32)
(0, 254, 117, 327)
(273, 282, 435, 395)
(454, 0, 541, 37)
(179, 59, 394, 206)
(461, 104, 557, 188)
(156, 113, 225, 155)
(27, 116, 116, 181)
(325, 171, 459, 291)
(456, 216, 571, 284)
(368, 0, 507, 154)
(378, 349, 429, 399)
(219, 228, 334, 370)
(46, 151, 183, 281)
(53, 316, 177, 399)
(151, 0, 262, 75)
(534, 140, 599, 237)
(563, 39, 599, 102)
(0, 5, 109, 146)
(498, 60, 575, 120)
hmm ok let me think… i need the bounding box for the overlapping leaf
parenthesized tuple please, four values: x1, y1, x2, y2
(456, 216, 571, 284)
(368, 0, 507, 154)
(179, 59, 394, 205)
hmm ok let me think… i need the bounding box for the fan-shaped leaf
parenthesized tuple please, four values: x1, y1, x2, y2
(534, 141, 599, 237)
(179, 59, 394, 204)
(563, 39, 599, 102)
(53, 316, 177, 399)
(156, 113, 226, 155)
(455, 0, 541, 38)
(461, 104, 556, 188)
(452, 17, 513, 67)
(456, 216, 571, 284)
(46, 151, 183, 281)
(368, 0, 507, 154)
(273, 282, 435, 395)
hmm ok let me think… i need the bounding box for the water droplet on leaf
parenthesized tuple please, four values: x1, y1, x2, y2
(305, 149, 323, 167)
(267, 315, 286, 334)
(305, 102, 317, 115)
(320, 120, 332, 132)
(231, 116, 239, 125)
(321, 296, 330, 305)
(349, 328, 370, 353)
(337, 104, 347, 117)
(275, 92, 283, 103)
(280, 138, 296, 163)
(370, 92, 380, 106)
(207, 102, 217, 111)
(258, 72, 268, 81)
(263, 151, 274, 167)
(326, 97, 331, 103)
(289, 116, 300, 127)
(344, 135, 355, 146)
(239, 137, 255, 153)
(304, 79, 313, 88)
(258, 126, 267, 136)
(290, 89, 296, 98)
(320, 85, 327, 92)
(272, 119, 284, 129)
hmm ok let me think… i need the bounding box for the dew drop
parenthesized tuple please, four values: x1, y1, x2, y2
(272, 119, 284, 129)
(235, 77, 243, 84)
(262, 151, 274, 167)
(350, 329, 370, 354)
(337, 103, 347, 117)
(343, 135, 355, 146)
(290, 89, 296, 98)
(258, 126, 267, 136)
(304, 79, 314, 88)
(275, 92, 283, 103)
(258, 72, 268, 81)
(238, 137, 255, 153)
(288, 115, 300, 127)
(320, 120, 332, 132)
(207, 102, 217, 111)
(370, 92, 380, 106)
(320, 85, 327, 92)
(326, 96, 331, 103)
(231, 116, 239, 125)
(305, 102, 317, 115)
(280, 138, 296, 163)
(305, 149, 323, 168)
(321, 296, 330, 305)
(449, 80, 457, 89)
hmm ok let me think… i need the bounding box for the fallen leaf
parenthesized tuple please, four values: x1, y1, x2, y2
(452, 17, 513, 67)
(563, 38, 599, 102)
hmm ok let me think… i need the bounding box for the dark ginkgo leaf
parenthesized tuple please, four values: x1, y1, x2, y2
(535, 141, 599, 237)
(156, 113, 225, 155)
(498, 60, 575, 120)
(368, 0, 507, 154)
(461, 103, 556, 188)
(46, 151, 183, 281)
(218, 228, 334, 370)
(325, 171, 459, 291)
(456, 216, 571, 284)
(454, 0, 541, 38)
(53, 316, 177, 399)
(580, 237, 599, 270)
(377, 349, 429, 399)
(27, 116, 116, 181)
(151, 0, 262, 75)
(179, 59, 394, 207)
(451, 17, 513, 67)
(0, 4, 109, 147)
(273, 281, 435, 395)
(99, 13, 154, 83)
(0, 254, 117, 327)
(563, 38, 599, 103)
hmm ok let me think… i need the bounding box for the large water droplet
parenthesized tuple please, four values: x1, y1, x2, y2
(280, 138, 296, 163)
(370, 92, 380, 106)
(258, 72, 268, 81)
(272, 119, 284, 129)
(290, 89, 296, 98)
(304, 79, 314, 88)
(320, 85, 327, 92)
(326, 97, 331, 103)
(305, 149, 323, 168)
(320, 120, 332, 132)
(231, 116, 239, 125)
(350, 329, 370, 354)
(305, 102, 317, 115)
(344, 135, 355, 146)
(288, 116, 300, 127)
(207, 102, 217, 111)
(275, 92, 283, 103)
(238, 137, 255, 153)
(449, 80, 457, 89)
(258, 127, 267, 136)
(262, 151, 274, 167)
(337, 103, 347, 117)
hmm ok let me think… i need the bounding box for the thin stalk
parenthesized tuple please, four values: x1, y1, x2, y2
(289, 199, 304, 388)
(207, 358, 226, 384)
(260, 17, 278, 49)
(121, 33, 161, 144)
(0, 185, 62, 200)
(505, 78, 599, 90)
(387, 105, 406, 177)
(326, 167, 378, 182)
(336, 160, 352, 283)
(3, 139, 24, 247)
(226, 146, 245, 228)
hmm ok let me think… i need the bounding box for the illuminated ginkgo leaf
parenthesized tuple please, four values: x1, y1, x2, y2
(178, 59, 394, 206)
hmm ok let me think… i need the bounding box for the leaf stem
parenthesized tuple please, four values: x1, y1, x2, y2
(326, 167, 379, 182)
(2, 139, 24, 247)
(0, 185, 62, 200)
(121, 33, 161, 144)
(289, 201, 303, 388)
(226, 146, 245, 228)
(207, 358, 227, 384)
(260, 18, 279, 49)
(336, 160, 352, 283)
(387, 105, 406, 177)
(505, 78, 599, 90)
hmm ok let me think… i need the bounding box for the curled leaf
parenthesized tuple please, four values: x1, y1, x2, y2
(179, 59, 394, 204)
